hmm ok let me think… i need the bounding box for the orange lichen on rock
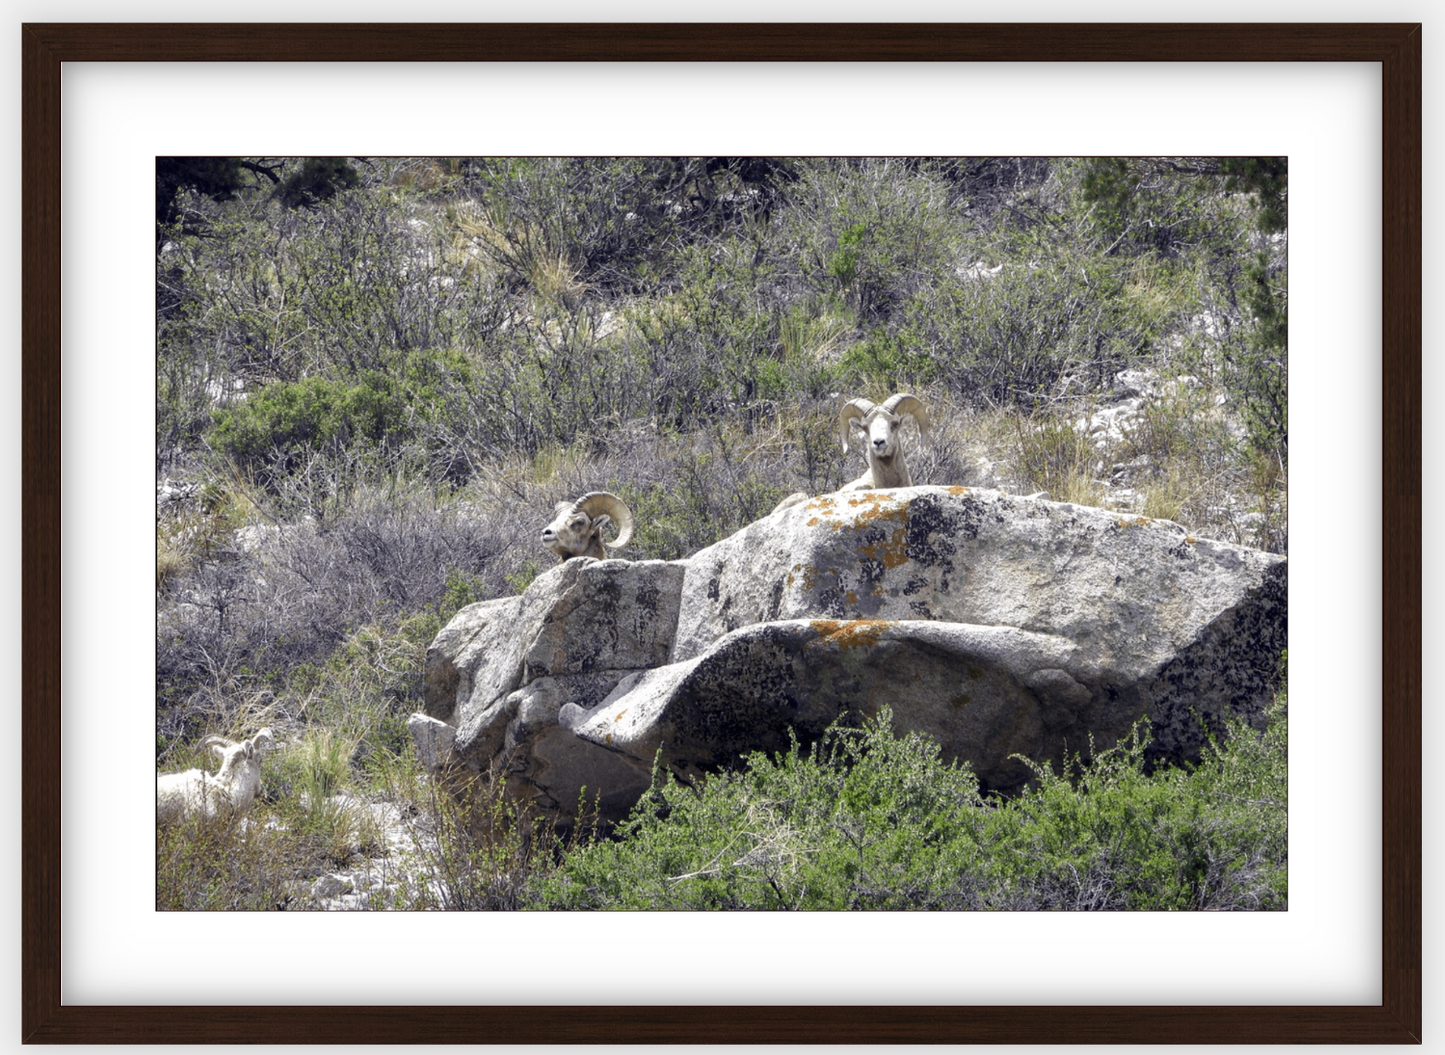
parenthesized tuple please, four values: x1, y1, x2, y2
(801, 495, 842, 529)
(945, 485, 972, 495)
(850, 501, 911, 569)
(861, 528, 910, 570)
(850, 496, 907, 522)
(790, 562, 821, 594)
(809, 619, 894, 649)
(845, 492, 908, 525)
(847, 498, 911, 571)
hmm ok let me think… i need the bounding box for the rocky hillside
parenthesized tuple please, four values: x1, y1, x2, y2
(154, 156, 1288, 910)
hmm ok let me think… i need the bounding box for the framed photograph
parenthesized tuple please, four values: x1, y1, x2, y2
(22, 23, 1420, 1044)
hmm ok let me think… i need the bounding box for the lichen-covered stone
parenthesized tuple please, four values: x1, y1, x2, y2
(522, 559, 688, 680)
(420, 486, 1286, 822)
(675, 487, 1278, 667)
(573, 618, 1084, 790)
(419, 556, 686, 827)
(668, 486, 1285, 771)
(422, 595, 524, 726)
(422, 558, 686, 743)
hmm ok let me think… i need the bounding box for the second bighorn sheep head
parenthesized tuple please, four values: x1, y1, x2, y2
(839, 393, 933, 490)
(541, 491, 635, 562)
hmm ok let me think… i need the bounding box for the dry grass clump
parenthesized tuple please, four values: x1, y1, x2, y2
(155, 479, 260, 592)
(941, 377, 1287, 554)
(157, 730, 564, 912)
(1009, 413, 1107, 507)
(447, 201, 591, 311)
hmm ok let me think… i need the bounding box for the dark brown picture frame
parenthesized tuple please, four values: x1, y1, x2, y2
(21, 23, 1421, 1044)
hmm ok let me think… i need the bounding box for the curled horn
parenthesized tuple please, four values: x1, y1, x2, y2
(200, 733, 232, 760)
(839, 398, 877, 454)
(882, 393, 933, 442)
(573, 491, 634, 551)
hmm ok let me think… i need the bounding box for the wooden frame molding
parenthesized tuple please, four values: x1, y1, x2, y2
(20, 22, 1421, 1044)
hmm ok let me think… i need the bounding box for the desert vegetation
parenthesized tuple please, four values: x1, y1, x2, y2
(156, 156, 1287, 910)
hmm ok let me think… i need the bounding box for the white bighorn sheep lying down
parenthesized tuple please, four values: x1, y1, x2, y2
(541, 491, 635, 562)
(771, 393, 934, 515)
(157, 728, 274, 824)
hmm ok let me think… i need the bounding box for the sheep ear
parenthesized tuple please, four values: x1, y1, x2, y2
(592, 514, 613, 533)
(840, 398, 874, 454)
(211, 743, 227, 760)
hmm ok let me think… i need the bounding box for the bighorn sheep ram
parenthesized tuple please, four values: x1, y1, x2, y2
(541, 491, 635, 562)
(839, 392, 933, 490)
(771, 393, 934, 515)
(157, 728, 274, 823)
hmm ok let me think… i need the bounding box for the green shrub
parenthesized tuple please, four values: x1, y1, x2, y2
(993, 701, 1285, 910)
(533, 689, 1287, 911)
(884, 245, 1151, 405)
(439, 569, 489, 617)
(781, 158, 961, 325)
(209, 372, 415, 485)
(532, 709, 990, 911)
(1229, 251, 1288, 461)
(157, 808, 285, 911)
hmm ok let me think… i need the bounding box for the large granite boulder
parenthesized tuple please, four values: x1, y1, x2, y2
(668, 487, 1286, 768)
(421, 557, 686, 825)
(418, 487, 1285, 826)
(566, 618, 1086, 790)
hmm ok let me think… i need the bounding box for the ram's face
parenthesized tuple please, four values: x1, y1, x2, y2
(541, 504, 601, 559)
(863, 409, 903, 458)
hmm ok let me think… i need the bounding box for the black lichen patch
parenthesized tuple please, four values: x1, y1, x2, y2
(634, 578, 661, 614)
(663, 632, 821, 760)
(812, 582, 852, 619)
(766, 577, 786, 621)
(900, 574, 930, 597)
(901, 491, 977, 592)
(856, 552, 886, 588)
(1139, 561, 1286, 767)
(1164, 538, 1198, 563)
